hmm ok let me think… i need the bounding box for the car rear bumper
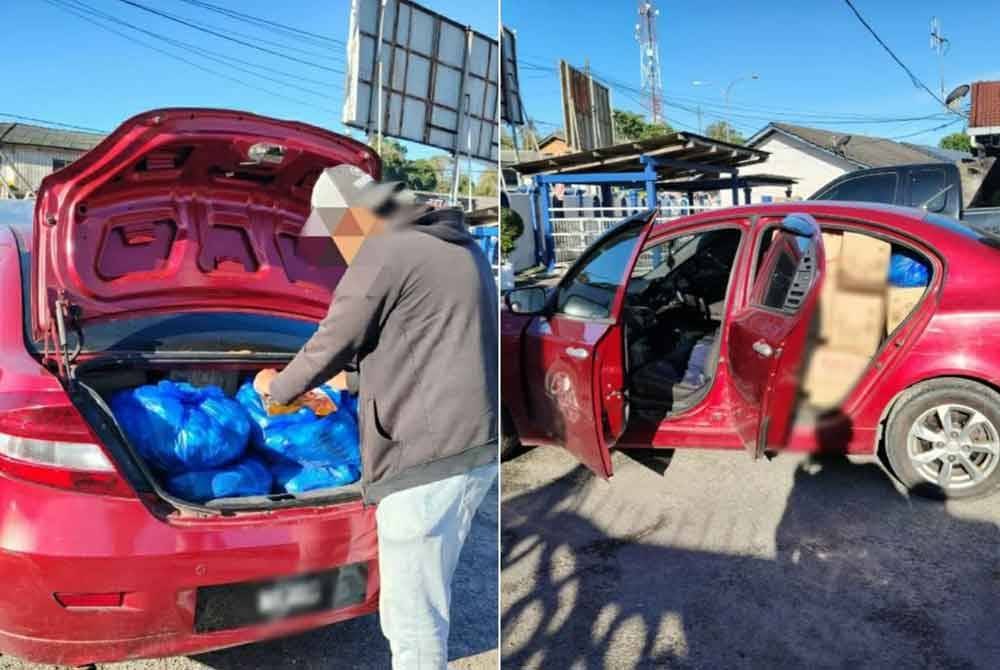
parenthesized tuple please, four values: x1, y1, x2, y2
(0, 476, 378, 666)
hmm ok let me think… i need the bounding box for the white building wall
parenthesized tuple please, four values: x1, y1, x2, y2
(0, 144, 86, 196)
(720, 133, 858, 206)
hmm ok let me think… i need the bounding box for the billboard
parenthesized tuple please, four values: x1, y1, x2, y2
(500, 27, 525, 125)
(559, 60, 615, 152)
(342, 0, 499, 162)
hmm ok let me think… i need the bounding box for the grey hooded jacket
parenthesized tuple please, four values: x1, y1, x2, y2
(270, 207, 498, 503)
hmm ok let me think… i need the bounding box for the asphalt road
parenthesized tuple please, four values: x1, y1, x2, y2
(2, 481, 498, 670)
(501, 446, 999, 669)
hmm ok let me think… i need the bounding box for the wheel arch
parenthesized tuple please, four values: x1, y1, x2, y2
(873, 374, 1000, 453)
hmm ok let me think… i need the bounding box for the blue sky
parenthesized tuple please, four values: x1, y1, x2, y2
(502, 0, 998, 147)
(4, 0, 496, 162)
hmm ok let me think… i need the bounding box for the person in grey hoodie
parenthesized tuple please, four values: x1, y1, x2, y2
(254, 165, 498, 669)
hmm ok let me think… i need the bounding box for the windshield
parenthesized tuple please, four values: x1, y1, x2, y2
(17, 242, 317, 356)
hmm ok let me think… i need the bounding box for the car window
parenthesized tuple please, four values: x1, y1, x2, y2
(631, 234, 697, 279)
(814, 172, 898, 204)
(908, 167, 949, 212)
(556, 223, 644, 320)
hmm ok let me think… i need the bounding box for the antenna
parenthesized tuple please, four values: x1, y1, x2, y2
(930, 17, 950, 100)
(635, 1, 664, 124)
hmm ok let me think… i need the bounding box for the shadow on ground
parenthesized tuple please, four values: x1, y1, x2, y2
(501, 452, 999, 669)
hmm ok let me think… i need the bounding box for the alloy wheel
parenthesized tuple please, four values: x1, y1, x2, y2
(906, 403, 1000, 491)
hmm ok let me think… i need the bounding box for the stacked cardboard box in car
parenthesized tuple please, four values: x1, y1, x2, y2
(805, 232, 890, 408)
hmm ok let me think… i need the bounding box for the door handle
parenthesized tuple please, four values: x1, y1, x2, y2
(752, 340, 774, 357)
(564, 347, 589, 360)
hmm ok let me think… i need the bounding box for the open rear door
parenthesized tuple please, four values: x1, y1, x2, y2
(727, 213, 825, 458)
(520, 210, 657, 477)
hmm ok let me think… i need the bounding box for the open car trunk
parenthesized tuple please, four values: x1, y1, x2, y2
(71, 357, 363, 514)
(28, 109, 380, 515)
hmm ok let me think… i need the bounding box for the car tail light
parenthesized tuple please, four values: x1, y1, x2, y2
(0, 405, 135, 498)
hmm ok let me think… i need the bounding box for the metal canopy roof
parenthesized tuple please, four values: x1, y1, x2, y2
(512, 131, 769, 177)
(658, 173, 797, 192)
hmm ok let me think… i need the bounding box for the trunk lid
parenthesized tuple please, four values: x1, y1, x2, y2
(31, 108, 381, 344)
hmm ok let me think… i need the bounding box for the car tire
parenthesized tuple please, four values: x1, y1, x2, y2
(885, 378, 1000, 499)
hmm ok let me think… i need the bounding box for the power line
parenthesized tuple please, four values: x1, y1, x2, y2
(61, 0, 340, 94)
(115, 0, 343, 75)
(0, 112, 107, 134)
(42, 0, 341, 115)
(176, 0, 345, 49)
(888, 118, 962, 140)
(841, 0, 955, 114)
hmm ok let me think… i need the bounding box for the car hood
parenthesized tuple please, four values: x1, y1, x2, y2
(31, 108, 381, 340)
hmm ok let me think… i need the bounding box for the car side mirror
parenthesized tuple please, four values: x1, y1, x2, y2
(505, 286, 548, 315)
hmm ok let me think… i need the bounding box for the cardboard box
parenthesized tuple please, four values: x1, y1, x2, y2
(819, 257, 839, 340)
(822, 232, 843, 262)
(803, 345, 871, 408)
(826, 290, 886, 357)
(838, 232, 890, 291)
(886, 286, 926, 334)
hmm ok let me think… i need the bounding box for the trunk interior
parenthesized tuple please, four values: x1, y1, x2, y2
(71, 358, 362, 514)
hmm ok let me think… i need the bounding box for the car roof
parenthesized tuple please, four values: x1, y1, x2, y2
(651, 200, 995, 252)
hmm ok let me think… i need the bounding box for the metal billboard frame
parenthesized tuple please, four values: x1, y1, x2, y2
(500, 27, 525, 125)
(560, 60, 615, 152)
(342, 0, 499, 163)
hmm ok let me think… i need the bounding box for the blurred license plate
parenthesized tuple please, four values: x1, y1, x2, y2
(194, 563, 368, 633)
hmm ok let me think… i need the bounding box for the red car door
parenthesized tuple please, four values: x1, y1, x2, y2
(727, 213, 826, 457)
(520, 211, 657, 477)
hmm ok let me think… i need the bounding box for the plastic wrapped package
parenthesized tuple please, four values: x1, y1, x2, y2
(270, 460, 361, 494)
(681, 334, 715, 387)
(165, 457, 273, 503)
(111, 380, 250, 475)
(235, 382, 361, 486)
(888, 250, 930, 287)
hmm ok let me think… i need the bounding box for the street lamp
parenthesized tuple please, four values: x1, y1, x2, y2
(723, 74, 759, 143)
(693, 74, 760, 142)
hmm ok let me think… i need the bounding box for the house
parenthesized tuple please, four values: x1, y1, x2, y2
(536, 130, 569, 157)
(968, 80, 1000, 155)
(736, 122, 964, 204)
(0, 122, 105, 198)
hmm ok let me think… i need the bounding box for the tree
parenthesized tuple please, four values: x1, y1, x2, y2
(374, 137, 409, 182)
(939, 132, 971, 152)
(500, 207, 524, 255)
(405, 158, 439, 192)
(475, 168, 499, 196)
(612, 109, 673, 141)
(705, 121, 746, 145)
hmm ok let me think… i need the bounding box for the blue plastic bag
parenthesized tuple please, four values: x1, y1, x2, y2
(270, 460, 361, 494)
(165, 457, 273, 502)
(681, 334, 714, 387)
(235, 382, 361, 467)
(111, 380, 250, 475)
(888, 250, 930, 287)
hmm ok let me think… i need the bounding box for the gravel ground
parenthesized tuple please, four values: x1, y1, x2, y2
(501, 446, 999, 669)
(2, 481, 498, 670)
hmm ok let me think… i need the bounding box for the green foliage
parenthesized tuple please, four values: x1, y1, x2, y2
(370, 138, 442, 191)
(939, 132, 971, 152)
(405, 158, 439, 191)
(475, 169, 499, 196)
(705, 121, 746, 145)
(612, 109, 673, 141)
(500, 207, 524, 255)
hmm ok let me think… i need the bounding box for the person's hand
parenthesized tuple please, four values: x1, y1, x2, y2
(327, 371, 349, 390)
(253, 369, 278, 397)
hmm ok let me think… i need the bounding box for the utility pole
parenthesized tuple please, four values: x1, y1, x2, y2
(930, 17, 949, 100)
(635, 1, 664, 124)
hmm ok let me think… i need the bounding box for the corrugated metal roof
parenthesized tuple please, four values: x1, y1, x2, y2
(765, 123, 937, 168)
(0, 122, 105, 151)
(512, 131, 768, 178)
(970, 81, 1000, 128)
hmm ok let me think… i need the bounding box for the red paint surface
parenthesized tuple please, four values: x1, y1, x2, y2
(32, 108, 380, 338)
(503, 202, 1000, 464)
(0, 110, 381, 665)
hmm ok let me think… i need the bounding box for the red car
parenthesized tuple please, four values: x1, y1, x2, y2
(502, 202, 1000, 499)
(0, 109, 383, 665)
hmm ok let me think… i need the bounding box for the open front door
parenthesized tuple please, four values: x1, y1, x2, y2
(520, 210, 657, 477)
(727, 213, 826, 458)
